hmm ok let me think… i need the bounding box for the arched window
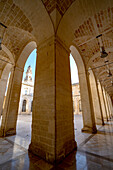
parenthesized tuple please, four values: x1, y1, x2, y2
(22, 100, 26, 112)
(31, 101, 33, 112)
(25, 90, 27, 95)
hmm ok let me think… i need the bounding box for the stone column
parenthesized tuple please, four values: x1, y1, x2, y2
(98, 82, 108, 121)
(0, 78, 8, 118)
(29, 37, 76, 163)
(110, 97, 113, 117)
(108, 95, 113, 117)
(103, 89, 111, 120)
(78, 71, 97, 133)
(82, 72, 97, 130)
(0, 65, 12, 118)
(89, 70, 104, 125)
(0, 66, 23, 136)
(106, 93, 112, 119)
(18, 95, 22, 114)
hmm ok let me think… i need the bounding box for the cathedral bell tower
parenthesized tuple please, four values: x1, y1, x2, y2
(24, 65, 32, 82)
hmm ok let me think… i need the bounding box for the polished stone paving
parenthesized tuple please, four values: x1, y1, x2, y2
(0, 115, 113, 169)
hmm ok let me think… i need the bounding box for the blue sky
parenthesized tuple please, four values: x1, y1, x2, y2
(23, 50, 79, 84)
(23, 49, 37, 82)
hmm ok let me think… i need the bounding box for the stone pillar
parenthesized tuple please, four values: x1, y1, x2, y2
(0, 64, 12, 118)
(108, 95, 113, 117)
(0, 66, 23, 136)
(18, 95, 22, 114)
(89, 70, 104, 125)
(78, 71, 97, 133)
(98, 82, 108, 121)
(0, 78, 8, 118)
(103, 89, 111, 120)
(29, 37, 76, 163)
(106, 93, 111, 118)
(110, 97, 113, 117)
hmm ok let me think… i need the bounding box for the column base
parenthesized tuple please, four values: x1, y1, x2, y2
(96, 121, 105, 126)
(29, 143, 55, 163)
(0, 128, 16, 137)
(103, 118, 108, 122)
(96, 122, 105, 126)
(82, 126, 97, 134)
(29, 140, 77, 164)
(56, 140, 77, 164)
(96, 118, 104, 125)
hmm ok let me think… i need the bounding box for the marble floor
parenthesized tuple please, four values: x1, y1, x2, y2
(0, 114, 113, 169)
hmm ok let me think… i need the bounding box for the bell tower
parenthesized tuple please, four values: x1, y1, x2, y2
(24, 65, 32, 82)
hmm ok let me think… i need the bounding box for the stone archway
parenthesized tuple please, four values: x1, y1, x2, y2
(0, 41, 37, 137)
(70, 45, 97, 133)
(16, 41, 37, 69)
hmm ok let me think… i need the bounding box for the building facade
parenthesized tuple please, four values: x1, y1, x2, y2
(72, 83, 82, 114)
(18, 66, 34, 114)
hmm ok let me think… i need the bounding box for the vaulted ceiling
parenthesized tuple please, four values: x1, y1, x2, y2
(57, 0, 113, 96)
(0, 0, 113, 95)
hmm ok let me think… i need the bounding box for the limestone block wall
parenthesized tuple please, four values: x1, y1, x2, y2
(29, 39, 56, 162)
(55, 40, 75, 160)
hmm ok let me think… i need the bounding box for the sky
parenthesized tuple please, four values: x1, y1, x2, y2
(23, 50, 79, 84)
(23, 49, 37, 82)
(70, 54, 79, 84)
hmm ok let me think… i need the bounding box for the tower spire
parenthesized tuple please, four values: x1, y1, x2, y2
(24, 65, 32, 82)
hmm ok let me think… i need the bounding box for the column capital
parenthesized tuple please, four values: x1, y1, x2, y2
(11, 65, 24, 73)
(86, 71, 90, 77)
(55, 36, 71, 54)
(38, 35, 70, 54)
(15, 66, 24, 73)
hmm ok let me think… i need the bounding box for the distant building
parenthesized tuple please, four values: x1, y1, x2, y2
(72, 83, 82, 114)
(18, 66, 34, 114)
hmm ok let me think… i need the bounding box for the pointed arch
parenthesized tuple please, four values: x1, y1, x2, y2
(70, 45, 97, 133)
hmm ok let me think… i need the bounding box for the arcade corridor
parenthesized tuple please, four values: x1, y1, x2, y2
(0, 0, 113, 168)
